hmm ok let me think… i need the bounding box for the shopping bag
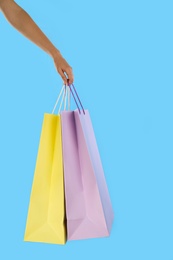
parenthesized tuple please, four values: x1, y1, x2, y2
(61, 83, 114, 240)
(24, 86, 67, 244)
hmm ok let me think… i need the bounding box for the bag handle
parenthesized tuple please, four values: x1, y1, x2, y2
(51, 81, 85, 115)
(52, 84, 67, 114)
(67, 79, 85, 115)
(63, 85, 71, 111)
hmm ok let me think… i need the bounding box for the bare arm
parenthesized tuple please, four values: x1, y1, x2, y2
(0, 0, 74, 85)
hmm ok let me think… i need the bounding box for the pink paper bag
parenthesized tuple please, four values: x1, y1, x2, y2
(61, 84, 114, 241)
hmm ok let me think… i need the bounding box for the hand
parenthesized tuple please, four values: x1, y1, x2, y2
(52, 50, 74, 85)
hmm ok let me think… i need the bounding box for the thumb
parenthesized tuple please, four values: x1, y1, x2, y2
(58, 69, 68, 85)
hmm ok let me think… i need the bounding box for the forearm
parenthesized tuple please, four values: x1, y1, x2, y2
(0, 0, 59, 58)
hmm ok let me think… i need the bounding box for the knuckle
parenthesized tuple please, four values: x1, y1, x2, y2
(67, 66, 72, 71)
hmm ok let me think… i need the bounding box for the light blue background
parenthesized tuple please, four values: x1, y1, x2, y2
(0, 0, 173, 259)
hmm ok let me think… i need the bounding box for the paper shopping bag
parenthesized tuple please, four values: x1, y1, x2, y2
(61, 84, 114, 241)
(24, 112, 66, 244)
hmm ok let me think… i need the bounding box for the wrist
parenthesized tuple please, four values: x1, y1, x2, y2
(49, 47, 61, 59)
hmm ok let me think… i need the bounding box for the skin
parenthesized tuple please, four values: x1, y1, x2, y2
(0, 0, 74, 85)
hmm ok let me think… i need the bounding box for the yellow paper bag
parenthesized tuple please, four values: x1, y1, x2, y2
(24, 113, 66, 244)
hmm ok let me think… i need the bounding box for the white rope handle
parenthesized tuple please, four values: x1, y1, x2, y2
(51, 84, 65, 114)
(51, 84, 71, 114)
(58, 86, 66, 114)
(63, 85, 71, 111)
(64, 85, 67, 110)
(68, 85, 70, 110)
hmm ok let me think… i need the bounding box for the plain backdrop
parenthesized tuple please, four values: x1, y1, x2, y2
(0, 0, 173, 259)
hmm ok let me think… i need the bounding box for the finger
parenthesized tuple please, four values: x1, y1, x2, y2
(58, 69, 68, 85)
(65, 67, 74, 85)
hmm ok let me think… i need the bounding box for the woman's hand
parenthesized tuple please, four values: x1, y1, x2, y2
(52, 50, 74, 85)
